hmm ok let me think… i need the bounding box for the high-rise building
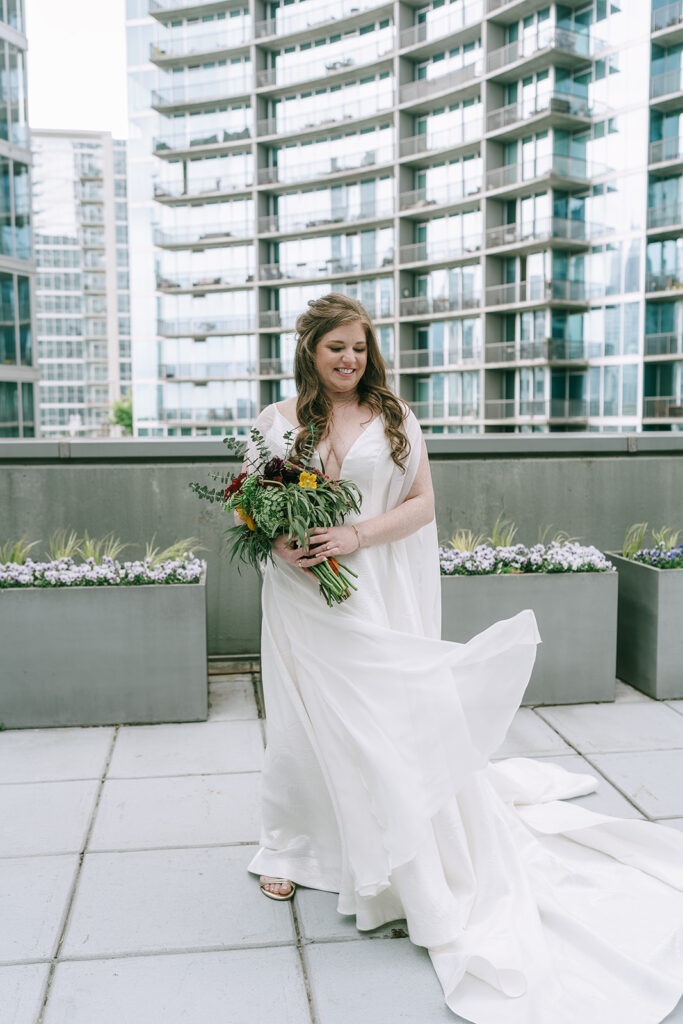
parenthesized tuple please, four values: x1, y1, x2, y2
(125, 0, 683, 436)
(32, 131, 131, 437)
(0, 0, 36, 437)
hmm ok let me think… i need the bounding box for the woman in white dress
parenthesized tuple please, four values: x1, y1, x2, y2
(242, 293, 683, 1024)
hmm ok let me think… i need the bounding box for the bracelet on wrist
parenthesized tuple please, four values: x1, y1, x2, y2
(351, 524, 362, 551)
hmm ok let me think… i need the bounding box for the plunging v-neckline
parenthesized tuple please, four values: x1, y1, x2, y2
(272, 404, 380, 475)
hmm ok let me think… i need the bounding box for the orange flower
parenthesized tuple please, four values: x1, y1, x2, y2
(298, 471, 318, 490)
(236, 506, 255, 531)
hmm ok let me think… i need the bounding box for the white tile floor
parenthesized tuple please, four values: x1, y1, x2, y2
(1, 671, 682, 1024)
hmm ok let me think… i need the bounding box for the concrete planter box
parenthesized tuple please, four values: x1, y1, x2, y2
(0, 570, 208, 729)
(606, 552, 683, 699)
(441, 570, 618, 705)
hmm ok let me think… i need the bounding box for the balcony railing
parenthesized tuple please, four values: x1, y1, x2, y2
(259, 301, 392, 329)
(153, 224, 253, 247)
(150, 29, 250, 63)
(160, 362, 258, 379)
(411, 400, 479, 418)
(399, 0, 483, 49)
(152, 76, 252, 108)
(399, 236, 481, 264)
(485, 340, 548, 362)
(258, 199, 394, 234)
(158, 316, 257, 336)
(485, 279, 591, 306)
(646, 272, 683, 292)
(484, 398, 547, 418)
(257, 94, 393, 138)
(255, 41, 394, 89)
(400, 117, 482, 157)
(487, 27, 593, 73)
(649, 136, 683, 164)
(486, 91, 594, 133)
(650, 69, 683, 100)
(652, 0, 683, 32)
(259, 357, 294, 375)
(400, 347, 480, 369)
(399, 176, 481, 211)
(400, 294, 481, 316)
(644, 332, 683, 356)
(150, 0, 237, 12)
(399, 61, 482, 104)
(643, 395, 683, 417)
(257, 144, 393, 186)
(156, 269, 254, 291)
(163, 405, 258, 422)
(647, 202, 683, 230)
(485, 153, 604, 190)
(154, 175, 253, 200)
(255, 0, 390, 39)
(260, 252, 395, 281)
(153, 126, 252, 156)
(485, 216, 597, 249)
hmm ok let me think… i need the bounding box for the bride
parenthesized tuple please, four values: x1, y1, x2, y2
(241, 293, 683, 1023)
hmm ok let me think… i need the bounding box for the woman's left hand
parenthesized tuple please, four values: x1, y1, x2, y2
(306, 525, 360, 559)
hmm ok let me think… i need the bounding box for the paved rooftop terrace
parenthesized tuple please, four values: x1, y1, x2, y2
(2, 670, 683, 1024)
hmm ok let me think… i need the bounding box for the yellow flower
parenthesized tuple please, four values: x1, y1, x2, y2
(298, 471, 318, 490)
(236, 506, 255, 531)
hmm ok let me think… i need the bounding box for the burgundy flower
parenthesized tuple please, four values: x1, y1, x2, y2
(224, 471, 247, 499)
(263, 457, 285, 481)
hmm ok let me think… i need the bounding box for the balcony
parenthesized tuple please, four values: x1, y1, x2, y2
(651, 0, 683, 43)
(153, 225, 253, 249)
(485, 279, 591, 307)
(644, 333, 683, 357)
(399, 236, 481, 265)
(160, 361, 258, 380)
(400, 293, 481, 316)
(156, 269, 254, 292)
(399, 61, 482, 106)
(399, 0, 483, 51)
(485, 340, 548, 363)
(399, 117, 482, 158)
(259, 357, 294, 376)
(153, 126, 252, 159)
(257, 144, 394, 187)
(149, 29, 250, 66)
(153, 176, 253, 203)
(647, 202, 683, 238)
(257, 94, 394, 140)
(255, 41, 394, 91)
(486, 91, 595, 137)
(399, 176, 481, 212)
(643, 395, 683, 418)
(485, 153, 605, 194)
(484, 397, 546, 418)
(400, 347, 480, 370)
(487, 27, 595, 78)
(650, 68, 683, 109)
(411, 399, 479, 419)
(485, 216, 598, 252)
(149, 0, 237, 16)
(648, 136, 683, 175)
(259, 252, 395, 282)
(151, 76, 252, 112)
(646, 272, 683, 295)
(258, 199, 394, 235)
(157, 316, 257, 336)
(254, 0, 391, 41)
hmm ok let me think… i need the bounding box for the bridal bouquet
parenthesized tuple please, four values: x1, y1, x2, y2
(190, 424, 362, 605)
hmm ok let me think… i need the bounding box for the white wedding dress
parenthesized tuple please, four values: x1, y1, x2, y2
(246, 402, 683, 1024)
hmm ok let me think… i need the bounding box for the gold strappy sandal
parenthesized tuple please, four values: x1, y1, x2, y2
(259, 876, 296, 901)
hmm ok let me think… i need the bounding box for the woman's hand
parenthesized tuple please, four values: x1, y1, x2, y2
(306, 525, 361, 559)
(271, 532, 328, 578)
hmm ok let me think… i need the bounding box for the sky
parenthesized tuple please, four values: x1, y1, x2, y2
(25, 0, 129, 138)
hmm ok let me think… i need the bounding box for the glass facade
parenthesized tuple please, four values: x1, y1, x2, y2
(125, 0, 683, 435)
(32, 131, 131, 437)
(0, 0, 36, 437)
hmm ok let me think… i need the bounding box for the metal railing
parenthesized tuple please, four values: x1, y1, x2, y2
(160, 362, 258, 379)
(259, 252, 395, 281)
(646, 272, 683, 292)
(255, 41, 394, 89)
(152, 76, 252, 107)
(255, 0, 389, 39)
(149, 28, 250, 62)
(158, 316, 257, 336)
(649, 137, 683, 164)
(156, 270, 254, 290)
(644, 333, 683, 356)
(400, 294, 481, 316)
(485, 279, 592, 305)
(153, 224, 252, 247)
(258, 199, 394, 234)
(487, 27, 593, 73)
(257, 95, 394, 138)
(485, 398, 546, 418)
(647, 202, 683, 230)
(484, 340, 549, 362)
(400, 117, 482, 157)
(651, 0, 683, 32)
(400, 61, 482, 104)
(486, 92, 594, 133)
(411, 400, 479, 418)
(399, 177, 481, 210)
(153, 176, 253, 200)
(485, 153, 604, 190)
(399, 0, 483, 49)
(153, 126, 252, 155)
(400, 347, 480, 369)
(399, 236, 481, 264)
(643, 395, 683, 417)
(650, 69, 683, 100)
(485, 216, 597, 249)
(256, 144, 393, 186)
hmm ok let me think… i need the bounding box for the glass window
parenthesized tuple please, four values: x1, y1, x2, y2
(0, 379, 18, 436)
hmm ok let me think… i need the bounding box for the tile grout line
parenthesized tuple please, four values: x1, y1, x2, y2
(529, 705, 653, 819)
(291, 901, 318, 1024)
(35, 725, 120, 1024)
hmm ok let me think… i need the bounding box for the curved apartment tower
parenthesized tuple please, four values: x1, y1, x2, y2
(125, 0, 683, 435)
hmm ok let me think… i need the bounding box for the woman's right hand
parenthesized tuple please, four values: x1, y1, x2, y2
(272, 532, 327, 577)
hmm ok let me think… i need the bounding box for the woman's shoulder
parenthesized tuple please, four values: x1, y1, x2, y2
(273, 397, 299, 427)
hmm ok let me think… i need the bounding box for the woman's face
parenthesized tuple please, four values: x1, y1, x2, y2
(313, 320, 368, 396)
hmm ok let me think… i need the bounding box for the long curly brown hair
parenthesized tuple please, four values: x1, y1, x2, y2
(289, 293, 410, 473)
